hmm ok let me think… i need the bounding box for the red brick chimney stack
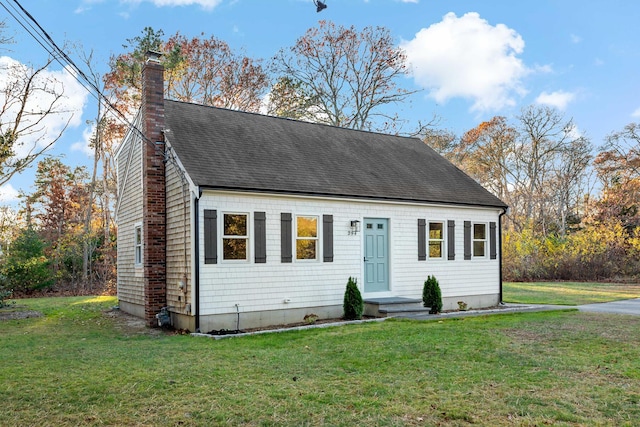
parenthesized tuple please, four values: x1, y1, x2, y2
(141, 52, 167, 327)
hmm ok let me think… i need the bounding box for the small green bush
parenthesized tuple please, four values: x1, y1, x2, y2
(422, 275, 443, 314)
(0, 228, 54, 294)
(343, 277, 364, 320)
(0, 283, 12, 308)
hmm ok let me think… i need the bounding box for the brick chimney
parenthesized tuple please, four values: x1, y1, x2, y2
(141, 52, 166, 327)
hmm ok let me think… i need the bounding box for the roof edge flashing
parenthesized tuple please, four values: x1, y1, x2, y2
(197, 185, 508, 210)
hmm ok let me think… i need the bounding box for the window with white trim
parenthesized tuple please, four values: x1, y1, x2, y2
(134, 224, 142, 266)
(296, 215, 318, 260)
(473, 223, 487, 257)
(428, 221, 445, 259)
(222, 213, 249, 261)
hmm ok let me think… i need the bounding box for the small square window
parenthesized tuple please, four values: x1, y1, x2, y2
(473, 223, 487, 257)
(296, 216, 318, 260)
(223, 213, 248, 260)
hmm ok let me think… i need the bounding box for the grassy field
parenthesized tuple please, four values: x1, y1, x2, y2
(503, 281, 640, 305)
(1, 295, 639, 426)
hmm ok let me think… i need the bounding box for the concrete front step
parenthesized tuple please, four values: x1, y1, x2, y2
(364, 297, 430, 318)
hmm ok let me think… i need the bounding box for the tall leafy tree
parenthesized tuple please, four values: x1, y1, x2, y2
(595, 122, 640, 184)
(593, 122, 640, 232)
(104, 27, 268, 114)
(270, 20, 413, 132)
(458, 116, 517, 204)
(30, 157, 93, 287)
(164, 33, 268, 111)
(104, 27, 176, 118)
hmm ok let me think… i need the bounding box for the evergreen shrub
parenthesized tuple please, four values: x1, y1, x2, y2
(422, 275, 443, 314)
(343, 276, 364, 320)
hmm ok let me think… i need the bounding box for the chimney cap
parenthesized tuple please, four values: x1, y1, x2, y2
(146, 50, 163, 63)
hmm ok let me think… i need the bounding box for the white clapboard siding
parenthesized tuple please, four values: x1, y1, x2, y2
(197, 191, 501, 316)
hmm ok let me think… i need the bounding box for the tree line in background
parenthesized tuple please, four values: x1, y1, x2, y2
(0, 20, 639, 297)
(426, 112, 640, 281)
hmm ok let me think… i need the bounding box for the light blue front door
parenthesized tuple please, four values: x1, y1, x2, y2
(364, 218, 389, 292)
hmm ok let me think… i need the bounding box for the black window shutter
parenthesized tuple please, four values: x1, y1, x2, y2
(204, 209, 217, 264)
(255, 212, 266, 263)
(490, 221, 497, 260)
(281, 213, 292, 263)
(447, 220, 455, 260)
(418, 219, 426, 261)
(464, 221, 472, 260)
(323, 215, 333, 262)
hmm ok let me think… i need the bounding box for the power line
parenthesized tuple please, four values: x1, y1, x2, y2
(0, 1, 54, 60)
(1, 0, 159, 155)
(2, 0, 199, 213)
(1, 0, 103, 107)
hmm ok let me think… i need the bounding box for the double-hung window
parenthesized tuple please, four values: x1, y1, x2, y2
(134, 224, 142, 266)
(428, 222, 445, 259)
(473, 223, 487, 257)
(296, 215, 318, 260)
(223, 213, 249, 261)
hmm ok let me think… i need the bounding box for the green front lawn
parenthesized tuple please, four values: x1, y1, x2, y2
(1, 296, 639, 426)
(503, 281, 640, 305)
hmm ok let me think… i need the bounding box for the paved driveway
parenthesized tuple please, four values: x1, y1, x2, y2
(395, 299, 640, 320)
(578, 298, 640, 315)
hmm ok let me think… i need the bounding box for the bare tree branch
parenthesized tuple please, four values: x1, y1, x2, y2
(0, 56, 72, 186)
(270, 21, 416, 132)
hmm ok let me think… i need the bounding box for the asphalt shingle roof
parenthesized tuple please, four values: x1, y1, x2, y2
(164, 100, 507, 209)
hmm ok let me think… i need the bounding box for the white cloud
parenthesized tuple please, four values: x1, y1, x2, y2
(632, 107, 640, 118)
(123, 0, 222, 10)
(534, 64, 553, 74)
(71, 126, 96, 157)
(75, 0, 104, 13)
(535, 90, 576, 110)
(0, 184, 20, 204)
(570, 33, 582, 44)
(0, 56, 88, 159)
(401, 12, 529, 112)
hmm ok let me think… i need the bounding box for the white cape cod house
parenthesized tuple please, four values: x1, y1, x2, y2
(115, 56, 508, 331)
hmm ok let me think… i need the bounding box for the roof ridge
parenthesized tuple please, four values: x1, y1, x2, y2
(163, 98, 421, 141)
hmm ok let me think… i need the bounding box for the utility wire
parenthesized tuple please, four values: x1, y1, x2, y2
(1, 0, 103, 107)
(2, 0, 197, 217)
(1, 0, 161, 154)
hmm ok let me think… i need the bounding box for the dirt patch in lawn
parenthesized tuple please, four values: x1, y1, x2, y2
(103, 308, 165, 336)
(0, 307, 43, 321)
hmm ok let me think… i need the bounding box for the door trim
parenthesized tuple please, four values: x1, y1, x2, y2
(363, 218, 390, 293)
